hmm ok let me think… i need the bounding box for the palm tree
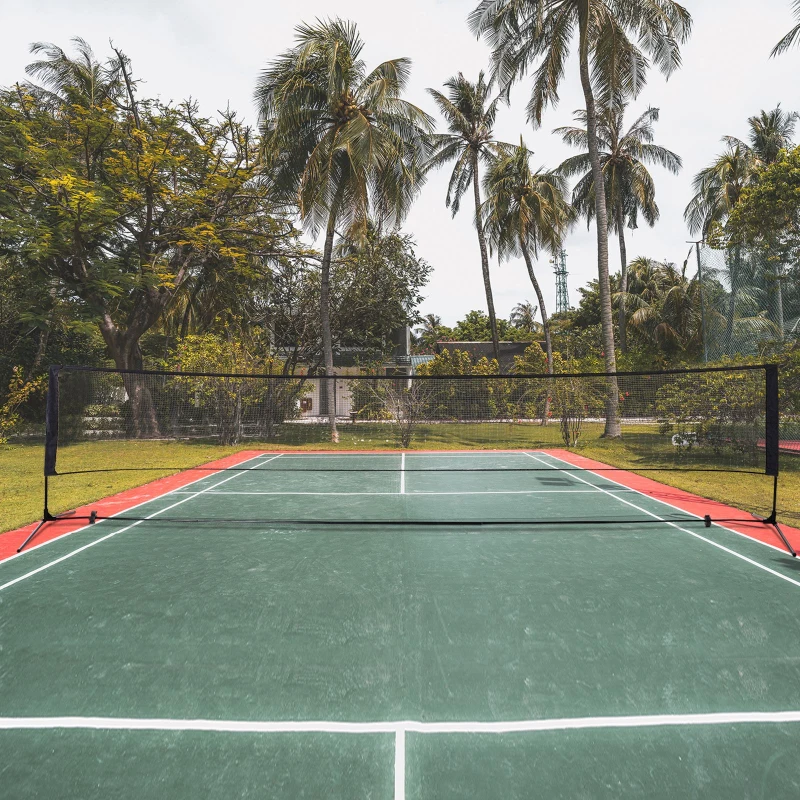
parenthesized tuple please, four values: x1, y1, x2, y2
(426, 72, 507, 362)
(255, 19, 433, 441)
(684, 143, 754, 352)
(772, 1, 800, 56)
(744, 106, 798, 165)
(686, 108, 797, 348)
(619, 257, 702, 355)
(469, 0, 692, 437)
(684, 144, 753, 239)
(687, 107, 798, 236)
(24, 38, 124, 111)
(555, 106, 682, 353)
(415, 313, 443, 350)
(482, 139, 572, 375)
(509, 301, 539, 333)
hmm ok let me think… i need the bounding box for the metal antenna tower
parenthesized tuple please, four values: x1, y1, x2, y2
(551, 249, 570, 313)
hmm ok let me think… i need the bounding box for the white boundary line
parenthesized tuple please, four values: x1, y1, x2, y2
(527, 453, 800, 590)
(400, 453, 406, 495)
(394, 729, 405, 800)
(0, 452, 270, 569)
(275, 452, 533, 458)
(176, 489, 598, 496)
(0, 455, 283, 594)
(2, 711, 800, 733)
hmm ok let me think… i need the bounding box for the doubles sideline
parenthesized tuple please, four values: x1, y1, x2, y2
(0, 454, 282, 594)
(530, 452, 800, 590)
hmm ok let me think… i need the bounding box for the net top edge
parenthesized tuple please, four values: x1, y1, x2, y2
(50, 364, 779, 380)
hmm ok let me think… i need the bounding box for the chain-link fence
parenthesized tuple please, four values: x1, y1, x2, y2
(696, 244, 800, 361)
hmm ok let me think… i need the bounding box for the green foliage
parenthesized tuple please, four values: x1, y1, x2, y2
(165, 335, 307, 445)
(333, 227, 432, 351)
(415, 348, 499, 376)
(0, 42, 300, 385)
(655, 369, 763, 459)
(482, 138, 572, 259)
(512, 342, 549, 374)
(451, 310, 531, 343)
(257, 19, 433, 238)
(0, 367, 46, 443)
(620, 257, 703, 357)
(727, 145, 800, 260)
(556, 105, 681, 233)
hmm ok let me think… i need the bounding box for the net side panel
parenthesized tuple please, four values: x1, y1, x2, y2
(52, 366, 770, 474)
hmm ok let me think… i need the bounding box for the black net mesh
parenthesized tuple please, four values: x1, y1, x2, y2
(47, 365, 776, 472)
(22, 364, 785, 546)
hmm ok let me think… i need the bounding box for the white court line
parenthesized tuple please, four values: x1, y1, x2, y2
(527, 452, 800, 590)
(276, 452, 532, 457)
(2, 711, 800, 734)
(0, 455, 283, 594)
(0, 452, 270, 569)
(394, 729, 405, 800)
(171, 488, 604, 496)
(400, 452, 406, 495)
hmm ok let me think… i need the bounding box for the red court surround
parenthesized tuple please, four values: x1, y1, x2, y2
(548, 448, 800, 554)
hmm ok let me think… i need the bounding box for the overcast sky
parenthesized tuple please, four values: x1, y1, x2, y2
(2, 0, 798, 325)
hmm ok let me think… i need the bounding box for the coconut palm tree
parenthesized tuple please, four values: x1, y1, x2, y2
(555, 105, 682, 353)
(744, 106, 798, 165)
(620, 257, 702, 355)
(415, 313, 444, 350)
(684, 143, 755, 352)
(24, 37, 124, 111)
(687, 108, 798, 236)
(684, 144, 754, 239)
(469, 0, 692, 437)
(255, 19, 433, 441)
(482, 139, 572, 375)
(426, 72, 507, 362)
(686, 108, 797, 349)
(772, 1, 800, 56)
(509, 301, 539, 333)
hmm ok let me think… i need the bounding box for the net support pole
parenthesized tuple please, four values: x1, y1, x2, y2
(16, 475, 76, 553)
(18, 367, 63, 553)
(759, 365, 794, 557)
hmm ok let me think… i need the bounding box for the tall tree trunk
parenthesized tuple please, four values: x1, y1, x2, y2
(521, 243, 552, 426)
(99, 323, 160, 438)
(320, 192, 342, 443)
(578, 18, 621, 437)
(471, 150, 501, 364)
(616, 204, 628, 355)
(96, 292, 167, 439)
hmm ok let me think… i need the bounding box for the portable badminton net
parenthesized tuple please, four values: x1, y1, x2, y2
(23, 363, 788, 553)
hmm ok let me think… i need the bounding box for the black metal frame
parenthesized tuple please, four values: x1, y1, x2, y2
(20, 363, 790, 556)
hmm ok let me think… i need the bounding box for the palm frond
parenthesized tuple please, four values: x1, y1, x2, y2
(771, 0, 800, 56)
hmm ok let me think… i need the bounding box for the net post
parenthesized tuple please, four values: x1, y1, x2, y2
(764, 364, 779, 479)
(761, 365, 794, 556)
(43, 365, 61, 479)
(19, 366, 62, 553)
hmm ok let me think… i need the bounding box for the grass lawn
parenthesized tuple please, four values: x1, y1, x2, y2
(1, 425, 797, 534)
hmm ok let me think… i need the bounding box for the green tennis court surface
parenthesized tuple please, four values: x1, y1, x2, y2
(2, 451, 800, 798)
